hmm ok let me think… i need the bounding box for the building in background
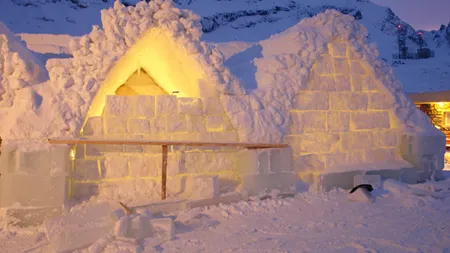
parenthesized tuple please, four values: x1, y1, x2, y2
(409, 91, 450, 148)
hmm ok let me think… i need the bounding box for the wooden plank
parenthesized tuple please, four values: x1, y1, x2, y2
(47, 138, 288, 149)
(161, 145, 168, 200)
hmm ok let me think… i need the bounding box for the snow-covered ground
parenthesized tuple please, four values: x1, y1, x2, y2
(1, 174, 450, 253)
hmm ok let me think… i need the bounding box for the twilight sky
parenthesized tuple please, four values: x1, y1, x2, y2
(371, 0, 450, 31)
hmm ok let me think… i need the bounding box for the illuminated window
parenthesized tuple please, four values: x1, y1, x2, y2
(444, 112, 450, 126)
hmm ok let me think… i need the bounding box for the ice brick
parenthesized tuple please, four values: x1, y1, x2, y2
(269, 147, 293, 173)
(134, 95, 155, 117)
(104, 155, 129, 178)
(333, 58, 350, 75)
(307, 75, 335, 91)
(330, 93, 368, 110)
(239, 173, 296, 196)
(293, 91, 329, 110)
(0, 174, 67, 207)
(325, 153, 349, 170)
(334, 75, 351, 91)
(149, 153, 185, 177)
(186, 115, 207, 133)
(327, 111, 350, 132)
(150, 218, 175, 241)
(129, 215, 152, 240)
(45, 203, 114, 253)
(368, 92, 395, 110)
(287, 133, 340, 154)
(128, 118, 152, 134)
(155, 95, 177, 116)
(104, 96, 134, 116)
(373, 129, 399, 147)
(15, 149, 50, 175)
(178, 97, 203, 115)
(350, 111, 390, 130)
(300, 111, 327, 133)
(186, 152, 237, 173)
(365, 148, 398, 163)
(104, 117, 127, 135)
(129, 156, 151, 177)
(184, 175, 220, 200)
(237, 149, 269, 175)
(73, 159, 100, 181)
(166, 114, 187, 132)
(340, 132, 373, 151)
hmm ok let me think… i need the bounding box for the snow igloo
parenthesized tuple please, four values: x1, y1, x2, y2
(0, 0, 446, 210)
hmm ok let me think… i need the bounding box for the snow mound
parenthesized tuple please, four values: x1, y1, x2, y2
(0, 22, 47, 108)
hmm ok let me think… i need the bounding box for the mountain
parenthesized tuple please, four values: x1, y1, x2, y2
(0, 0, 449, 93)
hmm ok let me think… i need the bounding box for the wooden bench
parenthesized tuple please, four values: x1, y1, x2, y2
(48, 138, 289, 200)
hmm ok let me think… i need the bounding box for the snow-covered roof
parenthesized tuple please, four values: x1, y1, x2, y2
(0, 0, 437, 142)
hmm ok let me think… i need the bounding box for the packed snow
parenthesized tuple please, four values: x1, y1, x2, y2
(1, 175, 450, 252)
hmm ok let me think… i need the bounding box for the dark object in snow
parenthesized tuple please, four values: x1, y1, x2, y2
(119, 202, 133, 215)
(349, 184, 373, 194)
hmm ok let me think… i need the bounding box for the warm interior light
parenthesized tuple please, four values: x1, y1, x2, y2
(70, 147, 76, 161)
(115, 68, 168, 96)
(438, 102, 445, 108)
(85, 27, 208, 119)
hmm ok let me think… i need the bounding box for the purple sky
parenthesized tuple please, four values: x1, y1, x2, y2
(371, 0, 450, 31)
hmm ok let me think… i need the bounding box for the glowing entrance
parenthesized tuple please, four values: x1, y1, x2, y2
(115, 68, 168, 96)
(84, 27, 210, 121)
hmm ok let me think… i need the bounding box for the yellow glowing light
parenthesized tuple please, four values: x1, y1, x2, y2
(116, 68, 167, 96)
(70, 147, 76, 161)
(438, 102, 445, 108)
(85, 27, 208, 120)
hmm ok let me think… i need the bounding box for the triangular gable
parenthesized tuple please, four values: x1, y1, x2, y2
(86, 27, 209, 119)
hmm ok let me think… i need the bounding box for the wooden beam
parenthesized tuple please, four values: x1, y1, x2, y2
(47, 138, 289, 149)
(161, 145, 168, 200)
